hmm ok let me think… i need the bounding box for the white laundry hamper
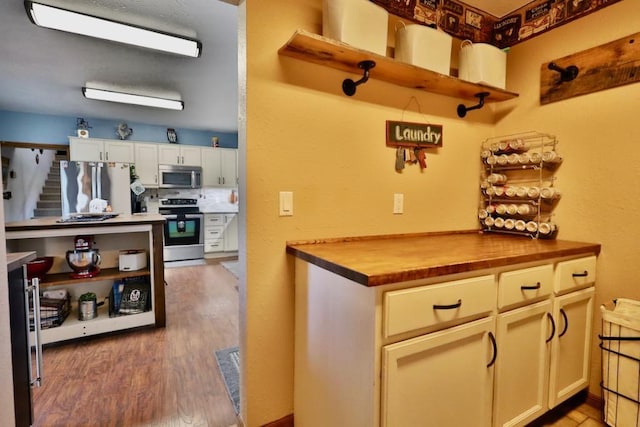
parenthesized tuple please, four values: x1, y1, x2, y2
(600, 298, 640, 427)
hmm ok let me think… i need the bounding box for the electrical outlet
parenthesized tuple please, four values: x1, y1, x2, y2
(393, 193, 404, 214)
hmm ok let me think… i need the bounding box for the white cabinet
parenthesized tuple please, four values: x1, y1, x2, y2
(201, 148, 237, 187)
(69, 137, 134, 163)
(204, 213, 238, 254)
(548, 283, 595, 407)
(293, 254, 598, 427)
(158, 144, 201, 166)
(223, 214, 238, 252)
(493, 258, 596, 427)
(382, 317, 495, 427)
(494, 300, 553, 427)
(133, 142, 159, 187)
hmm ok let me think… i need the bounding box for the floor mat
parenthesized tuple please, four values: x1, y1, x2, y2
(215, 346, 240, 414)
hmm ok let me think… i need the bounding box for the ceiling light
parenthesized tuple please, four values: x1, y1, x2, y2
(82, 87, 184, 110)
(25, 1, 202, 58)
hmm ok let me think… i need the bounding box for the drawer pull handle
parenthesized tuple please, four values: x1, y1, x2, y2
(572, 271, 589, 277)
(546, 312, 556, 343)
(433, 299, 462, 310)
(558, 309, 569, 337)
(521, 282, 541, 290)
(487, 332, 497, 368)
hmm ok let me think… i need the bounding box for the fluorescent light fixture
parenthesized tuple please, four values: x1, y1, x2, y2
(25, 1, 202, 58)
(82, 87, 185, 110)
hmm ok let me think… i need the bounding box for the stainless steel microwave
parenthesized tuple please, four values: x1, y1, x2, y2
(158, 164, 202, 189)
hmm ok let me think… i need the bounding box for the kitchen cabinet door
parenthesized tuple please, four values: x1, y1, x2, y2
(201, 148, 237, 187)
(158, 145, 201, 166)
(381, 316, 495, 427)
(69, 138, 104, 162)
(180, 146, 202, 166)
(548, 287, 595, 408)
(103, 140, 134, 163)
(223, 214, 238, 251)
(493, 299, 552, 427)
(133, 143, 159, 187)
(70, 138, 133, 163)
(219, 149, 237, 187)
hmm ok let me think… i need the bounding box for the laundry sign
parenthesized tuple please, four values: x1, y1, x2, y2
(386, 121, 443, 148)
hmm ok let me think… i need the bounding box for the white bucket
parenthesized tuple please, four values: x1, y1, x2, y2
(458, 40, 507, 89)
(394, 23, 452, 75)
(322, 0, 388, 56)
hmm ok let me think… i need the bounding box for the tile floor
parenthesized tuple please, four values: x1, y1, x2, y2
(528, 394, 605, 426)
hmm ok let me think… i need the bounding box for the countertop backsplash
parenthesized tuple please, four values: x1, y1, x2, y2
(144, 187, 239, 214)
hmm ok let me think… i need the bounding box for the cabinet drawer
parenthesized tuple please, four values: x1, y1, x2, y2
(384, 275, 496, 338)
(205, 240, 223, 253)
(204, 214, 224, 225)
(554, 256, 597, 294)
(205, 226, 224, 240)
(498, 264, 553, 310)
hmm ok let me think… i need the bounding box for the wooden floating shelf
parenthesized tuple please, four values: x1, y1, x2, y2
(39, 267, 151, 288)
(278, 29, 519, 103)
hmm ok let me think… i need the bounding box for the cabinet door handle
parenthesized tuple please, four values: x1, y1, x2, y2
(487, 331, 497, 368)
(572, 270, 588, 277)
(558, 309, 569, 337)
(521, 282, 541, 290)
(546, 312, 556, 343)
(106, 152, 109, 161)
(433, 299, 462, 310)
(26, 274, 43, 387)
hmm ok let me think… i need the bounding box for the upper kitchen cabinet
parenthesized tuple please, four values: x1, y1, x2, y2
(133, 142, 159, 188)
(158, 144, 202, 167)
(69, 137, 134, 163)
(201, 147, 237, 188)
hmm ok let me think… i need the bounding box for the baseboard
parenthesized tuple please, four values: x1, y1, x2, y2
(586, 390, 603, 410)
(261, 414, 293, 427)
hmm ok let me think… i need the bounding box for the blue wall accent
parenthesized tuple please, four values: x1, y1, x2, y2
(0, 110, 238, 148)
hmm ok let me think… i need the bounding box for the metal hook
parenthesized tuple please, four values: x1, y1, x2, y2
(457, 92, 490, 118)
(342, 60, 376, 96)
(548, 62, 579, 82)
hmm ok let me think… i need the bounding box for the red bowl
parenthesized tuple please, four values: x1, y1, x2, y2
(26, 256, 54, 280)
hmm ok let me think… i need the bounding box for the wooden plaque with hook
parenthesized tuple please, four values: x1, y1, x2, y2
(540, 32, 640, 105)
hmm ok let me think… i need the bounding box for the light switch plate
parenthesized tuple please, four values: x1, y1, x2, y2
(279, 191, 293, 216)
(393, 193, 404, 214)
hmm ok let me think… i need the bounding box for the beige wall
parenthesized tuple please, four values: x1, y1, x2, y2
(241, 0, 638, 425)
(494, 0, 640, 400)
(242, 0, 494, 424)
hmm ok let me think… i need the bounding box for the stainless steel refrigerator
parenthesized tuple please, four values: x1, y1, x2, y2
(60, 161, 132, 216)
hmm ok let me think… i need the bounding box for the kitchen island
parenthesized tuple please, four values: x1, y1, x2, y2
(287, 231, 601, 427)
(5, 214, 166, 344)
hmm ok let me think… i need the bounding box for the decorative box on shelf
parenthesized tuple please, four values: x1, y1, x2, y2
(478, 131, 562, 239)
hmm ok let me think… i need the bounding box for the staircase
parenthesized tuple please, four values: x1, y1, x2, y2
(32, 153, 65, 218)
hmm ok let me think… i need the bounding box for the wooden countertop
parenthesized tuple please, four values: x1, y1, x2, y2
(286, 231, 601, 287)
(6, 251, 36, 271)
(5, 213, 165, 232)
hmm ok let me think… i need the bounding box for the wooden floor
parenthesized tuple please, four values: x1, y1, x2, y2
(32, 261, 240, 427)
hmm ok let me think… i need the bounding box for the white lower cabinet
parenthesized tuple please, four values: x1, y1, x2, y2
(204, 213, 238, 254)
(382, 316, 496, 427)
(548, 287, 595, 408)
(494, 300, 553, 427)
(493, 260, 596, 427)
(293, 255, 597, 427)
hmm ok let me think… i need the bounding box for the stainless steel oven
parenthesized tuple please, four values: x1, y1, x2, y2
(159, 198, 204, 262)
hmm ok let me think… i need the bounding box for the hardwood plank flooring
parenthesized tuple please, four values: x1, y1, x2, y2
(32, 261, 240, 427)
